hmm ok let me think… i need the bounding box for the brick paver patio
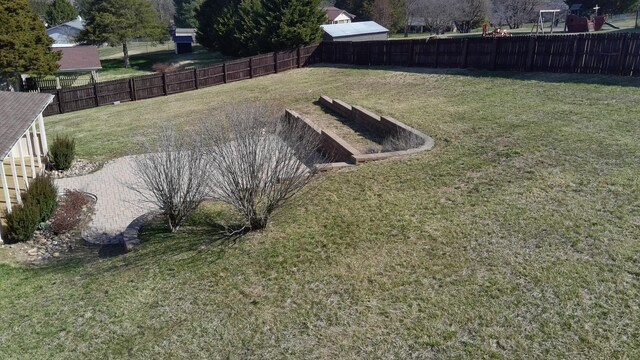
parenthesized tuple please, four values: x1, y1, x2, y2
(55, 155, 155, 245)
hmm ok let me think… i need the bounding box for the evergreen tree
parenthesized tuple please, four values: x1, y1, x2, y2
(0, 0, 60, 89)
(80, 0, 167, 68)
(363, 0, 405, 32)
(196, 0, 241, 53)
(259, 0, 325, 52)
(28, 0, 50, 19)
(175, 0, 204, 28)
(46, 0, 78, 26)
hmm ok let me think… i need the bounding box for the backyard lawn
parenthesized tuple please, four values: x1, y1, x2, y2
(1, 66, 639, 358)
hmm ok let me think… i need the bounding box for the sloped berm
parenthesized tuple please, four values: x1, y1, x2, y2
(285, 96, 434, 170)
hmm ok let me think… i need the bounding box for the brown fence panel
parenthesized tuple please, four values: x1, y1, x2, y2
(532, 35, 574, 72)
(388, 40, 412, 66)
(437, 38, 465, 68)
(134, 74, 164, 100)
(96, 78, 132, 105)
(464, 37, 494, 69)
(368, 41, 387, 65)
(300, 44, 320, 65)
(495, 36, 530, 71)
(353, 42, 371, 65)
(60, 85, 97, 112)
(226, 58, 251, 82)
(622, 34, 640, 76)
(165, 69, 196, 94)
(334, 42, 354, 64)
(252, 53, 276, 77)
(277, 49, 298, 71)
(414, 40, 438, 67)
(197, 63, 225, 87)
(576, 34, 625, 75)
(42, 90, 61, 116)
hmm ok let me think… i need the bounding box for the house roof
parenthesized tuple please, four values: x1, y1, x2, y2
(321, 21, 389, 38)
(47, 16, 84, 32)
(0, 92, 54, 159)
(173, 28, 196, 43)
(57, 46, 102, 72)
(323, 7, 355, 22)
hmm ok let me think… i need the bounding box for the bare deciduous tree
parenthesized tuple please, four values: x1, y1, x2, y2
(202, 104, 322, 230)
(417, 0, 455, 34)
(132, 125, 210, 232)
(492, 0, 539, 29)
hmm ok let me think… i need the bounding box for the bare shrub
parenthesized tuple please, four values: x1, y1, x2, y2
(381, 131, 425, 152)
(152, 62, 182, 73)
(202, 104, 322, 230)
(50, 190, 92, 235)
(132, 125, 209, 232)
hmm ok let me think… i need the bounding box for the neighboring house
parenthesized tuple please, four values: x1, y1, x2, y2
(321, 21, 389, 42)
(47, 16, 84, 48)
(27, 46, 103, 90)
(172, 28, 196, 54)
(323, 6, 356, 24)
(0, 92, 53, 243)
(407, 16, 427, 33)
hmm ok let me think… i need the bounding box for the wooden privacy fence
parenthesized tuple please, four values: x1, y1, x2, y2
(320, 33, 640, 76)
(43, 44, 320, 116)
(42, 33, 640, 116)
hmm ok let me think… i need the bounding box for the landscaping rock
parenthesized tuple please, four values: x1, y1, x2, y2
(45, 159, 102, 179)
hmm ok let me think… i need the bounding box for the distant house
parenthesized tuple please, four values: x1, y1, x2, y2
(323, 6, 356, 24)
(172, 28, 196, 54)
(47, 16, 84, 48)
(321, 21, 389, 42)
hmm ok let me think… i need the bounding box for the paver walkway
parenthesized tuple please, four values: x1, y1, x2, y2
(55, 155, 155, 245)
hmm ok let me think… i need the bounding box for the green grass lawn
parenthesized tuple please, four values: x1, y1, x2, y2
(94, 42, 229, 81)
(2, 66, 639, 358)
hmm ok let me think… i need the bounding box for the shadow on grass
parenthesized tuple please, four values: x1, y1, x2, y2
(101, 47, 230, 73)
(308, 63, 640, 88)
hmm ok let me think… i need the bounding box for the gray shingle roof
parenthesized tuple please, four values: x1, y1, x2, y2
(321, 21, 389, 38)
(0, 91, 54, 159)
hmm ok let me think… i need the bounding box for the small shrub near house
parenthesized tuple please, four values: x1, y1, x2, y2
(49, 134, 76, 171)
(50, 190, 92, 235)
(4, 203, 40, 244)
(22, 176, 58, 222)
(5, 176, 58, 243)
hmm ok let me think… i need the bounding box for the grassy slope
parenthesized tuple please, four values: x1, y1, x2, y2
(2, 67, 639, 358)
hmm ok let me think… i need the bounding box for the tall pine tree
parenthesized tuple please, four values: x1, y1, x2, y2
(175, 0, 204, 28)
(80, 0, 167, 68)
(0, 0, 60, 90)
(259, 0, 325, 52)
(46, 0, 78, 26)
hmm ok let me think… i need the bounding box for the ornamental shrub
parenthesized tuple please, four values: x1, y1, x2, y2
(49, 134, 76, 171)
(4, 203, 40, 243)
(22, 175, 58, 222)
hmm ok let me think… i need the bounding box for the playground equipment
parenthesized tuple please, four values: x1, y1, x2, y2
(532, 10, 561, 34)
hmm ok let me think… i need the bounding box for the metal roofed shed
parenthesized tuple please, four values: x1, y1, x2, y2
(321, 21, 389, 42)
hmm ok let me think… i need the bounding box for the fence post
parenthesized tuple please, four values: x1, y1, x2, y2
(57, 89, 64, 114)
(194, 68, 199, 89)
(130, 78, 137, 101)
(249, 57, 253, 78)
(351, 42, 356, 65)
(462, 39, 469, 68)
(274, 52, 279, 73)
(162, 73, 168, 95)
(93, 82, 99, 107)
(490, 38, 498, 70)
(297, 47, 301, 68)
(223, 63, 227, 83)
(526, 36, 536, 71)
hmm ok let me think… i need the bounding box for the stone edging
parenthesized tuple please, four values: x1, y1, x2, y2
(122, 211, 159, 252)
(286, 96, 435, 170)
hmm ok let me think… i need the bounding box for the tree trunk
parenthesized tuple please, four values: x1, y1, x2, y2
(404, 24, 409, 37)
(123, 43, 130, 68)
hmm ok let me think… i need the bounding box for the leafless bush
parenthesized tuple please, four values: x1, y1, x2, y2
(202, 104, 322, 230)
(381, 131, 425, 152)
(50, 190, 92, 235)
(132, 125, 209, 232)
(152, 62, 182, 73)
